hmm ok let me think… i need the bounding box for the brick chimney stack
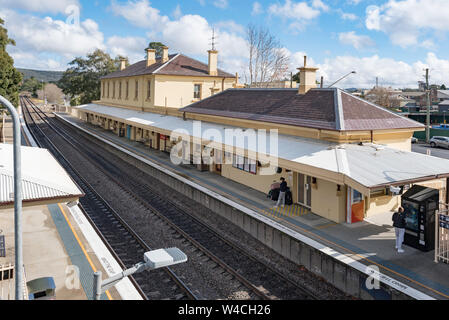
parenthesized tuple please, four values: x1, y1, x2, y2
(162, 46, 169, 63)
(146, 48, 156, 67)
(298, 55, 319, 94)
(208, 50, 218, 76)
(120, 58, 127, 71)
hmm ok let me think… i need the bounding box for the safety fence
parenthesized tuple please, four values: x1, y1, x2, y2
(435, 203, 449, 264)
(0, 263, 28, 300)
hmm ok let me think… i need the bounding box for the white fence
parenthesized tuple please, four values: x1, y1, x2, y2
(0, 263, 28, 300)
(435, 203, 449, 264)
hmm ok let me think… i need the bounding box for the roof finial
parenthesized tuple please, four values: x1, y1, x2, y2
(210, 28, 217, 51)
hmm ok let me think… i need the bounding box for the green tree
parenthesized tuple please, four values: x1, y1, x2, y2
(59, 49, 124, 105)
(441, 84, 446, 90)
(0, 18, 23, 107)
(146, 42, 166, 59)
(20, 76, 43, 98)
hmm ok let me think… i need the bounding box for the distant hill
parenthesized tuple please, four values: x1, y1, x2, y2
(17, 68, 64, 83)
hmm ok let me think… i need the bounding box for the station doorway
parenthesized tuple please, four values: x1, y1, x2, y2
(297, 173, 311, 208)
(346, 187, 365, 223)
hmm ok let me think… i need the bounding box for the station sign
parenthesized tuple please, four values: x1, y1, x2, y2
(440, 214, 449, 230)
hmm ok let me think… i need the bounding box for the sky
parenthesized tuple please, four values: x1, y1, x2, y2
(1, 0, 449, 88)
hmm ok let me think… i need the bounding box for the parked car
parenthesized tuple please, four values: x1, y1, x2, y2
(429, 136, 449, 149)
(411, 137, 418, 144)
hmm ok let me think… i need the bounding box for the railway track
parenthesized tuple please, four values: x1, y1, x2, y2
(23, 97, 320, 300)
(20, 96, 198, 300)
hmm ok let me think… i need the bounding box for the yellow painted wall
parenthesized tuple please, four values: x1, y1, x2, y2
(154, 75, 235, 109)
(367, 195, 400, 216)
(310, 178, 346, 223)
(100, 74, 235, 111)
(221, 164, 284, 194)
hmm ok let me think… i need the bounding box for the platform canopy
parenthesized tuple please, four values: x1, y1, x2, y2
(0, 144, 84, 209)
(74, 103, 449, 194)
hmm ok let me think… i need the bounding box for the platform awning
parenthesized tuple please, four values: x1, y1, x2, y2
(74, 103, 449, 193)
(0, 144, 84, 208)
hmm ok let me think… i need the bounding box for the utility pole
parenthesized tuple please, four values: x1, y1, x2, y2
(426, 68, 431, 143)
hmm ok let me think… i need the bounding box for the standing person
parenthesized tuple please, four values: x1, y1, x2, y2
(275, 177, 287, 208)
(392, 207, 406, 253)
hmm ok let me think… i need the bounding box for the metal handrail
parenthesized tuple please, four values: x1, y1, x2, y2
(0, 95, 23, 300)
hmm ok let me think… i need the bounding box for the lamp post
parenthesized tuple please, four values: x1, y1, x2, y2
(93, 248, 187, 300)
(328, 71, 357, 88)
(0, 95, 23, 300)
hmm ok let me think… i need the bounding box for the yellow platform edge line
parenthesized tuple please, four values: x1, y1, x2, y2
(57, 203, 113, 300)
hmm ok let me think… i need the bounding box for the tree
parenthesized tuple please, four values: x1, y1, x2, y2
(146, 42, 166, 59)
(20, 76, 42, 98)
(441, 84, 446, 90)
(0, 18, 23, 107)
(246, 24, 290, 87)
(365, 87, 401, 109)
(37, 83, 63, 104)
(59, 49, 124, 105)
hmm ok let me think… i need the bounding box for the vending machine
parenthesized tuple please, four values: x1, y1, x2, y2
(401, 185, 439, 252)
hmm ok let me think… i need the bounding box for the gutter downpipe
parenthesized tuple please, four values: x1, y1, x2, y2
(0, 95, 23, 300)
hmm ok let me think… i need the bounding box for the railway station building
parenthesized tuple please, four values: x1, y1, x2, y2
(71, 49, 449, 224)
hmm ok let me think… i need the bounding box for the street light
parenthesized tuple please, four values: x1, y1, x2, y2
(328, 71, 357, 88)
(93, 248, 187, 300)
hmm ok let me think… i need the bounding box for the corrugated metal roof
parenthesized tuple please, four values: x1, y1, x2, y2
(0, 144, 83, 206)
(75, 103, 449, 189)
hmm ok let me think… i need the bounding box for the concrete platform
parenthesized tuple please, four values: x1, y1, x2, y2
(56, 112, 449, 300)
(0, 109, 142, 300)
(0, 204, 117, 300)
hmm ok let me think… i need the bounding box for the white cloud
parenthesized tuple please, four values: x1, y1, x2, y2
(0, 9, 104, 57)
(214, 20, 245, 34)
(316, 53, 449, 88)
(312, 0, 329, 12)
(0, 0, 79, 14)
(110, 0, 248, 62)
(337, 9, 358, 20)
(106, 36, 147, 63)
(269, 0, 321, 20)
(347, 0, 362, 4)
(213, 0, 228, 9)
(339, 31, 375, 50)
(366, 0, 449, 47)
(110, 0, 169, 30)
(252, 1, 263, 15)
(268, 0, 326, 32)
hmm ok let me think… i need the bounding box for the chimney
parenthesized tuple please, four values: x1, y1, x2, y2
(146, 48, 156, 67)
(298, 55, 319, 94)
(208, 50, 218, 76)
(162, 46, 169, 63)
(120, 58, 127, 71)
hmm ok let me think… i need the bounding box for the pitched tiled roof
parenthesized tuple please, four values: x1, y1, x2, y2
(101, 54, 234, 79)
(180, 88, 424, 132)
